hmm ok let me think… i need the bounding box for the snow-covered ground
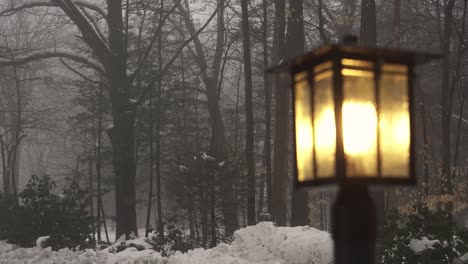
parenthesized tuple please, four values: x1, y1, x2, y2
(0, 222, 333, 264)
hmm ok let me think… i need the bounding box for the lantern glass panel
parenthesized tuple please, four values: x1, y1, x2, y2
(313, 62, 336, 178)
(341, 59, 378, 177)
(294, 71, 314, 182)
(379, 64, 410, 178)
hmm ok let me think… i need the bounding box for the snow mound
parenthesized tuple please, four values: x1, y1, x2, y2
(232, 222, 332, 263)
(0, 222, 333, 264)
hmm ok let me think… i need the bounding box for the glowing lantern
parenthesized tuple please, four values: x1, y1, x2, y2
(289, 37, 438, 187)
(269, 36, 440, 264)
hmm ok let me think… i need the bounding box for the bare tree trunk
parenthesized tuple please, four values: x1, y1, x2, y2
(101, 201, 110, 243)
(209, 170, 217, 247)
(106, 0, 138, 239)
(10, 146, 20, 200)
(440, 0, 456, 195)
(156, 0, 165, 237)
(272, 0, 288, 226)
(319, 193, 326, 230)
(240, 0, 256, 226)
(261, 0, 272, 214)
(89, 156, 96, 242)
(317, 0, 329, 43)
(198, 161, 208, 248)
(419, 86, 431, 196)
(449, 0, 467, 182)
(92, 83, 104, 242)
(0, 137, 10, 199)
(193, 87, 206, 247)
(179, 0, 239, 236)
(453, 96, 466, 169)
(194, 208, 200, 245)
(188, 193, 195, 244)
(288, 0, 309, 227)
(145, 86, 155, 237)
(179, 26, 195, 245)
(146, 0, 165, 238)
(234, 65, 242, 224)
(10, 61, 23, 201)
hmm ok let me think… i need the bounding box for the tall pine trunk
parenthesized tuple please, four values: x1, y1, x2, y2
(156, 0, 165, 237)
(440, 0, 455, 195)
(271, 0, 288, 226)
(107, 99, 138, 239)
(106, 0, 138, 239)
(209, 170, 217, 246)
(240, 0, 256, 225)
(93, 84, 104, 241)
(89, 156, 95, 241)
(288, 0, 309, 226)
(145, 88, 155, 237)
(261, 0, 272, 216)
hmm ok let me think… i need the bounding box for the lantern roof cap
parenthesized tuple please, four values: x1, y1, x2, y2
(268, 43, 441, 74)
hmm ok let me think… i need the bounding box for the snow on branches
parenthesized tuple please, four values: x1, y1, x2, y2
(0, 0, 107, 20)
(0, 48, 105, 75)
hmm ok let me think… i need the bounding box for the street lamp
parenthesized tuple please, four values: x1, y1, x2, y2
(271, 36, 439, 264)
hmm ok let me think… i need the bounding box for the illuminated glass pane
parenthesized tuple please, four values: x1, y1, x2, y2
(313, 64, 335, 178)
(341, 59, 378, 177)
(379, 64, 410, 178)
(341, 59, 373, 68)
(294, 72, 314, 182)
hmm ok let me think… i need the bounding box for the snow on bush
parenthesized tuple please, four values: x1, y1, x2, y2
(35, 236, 50, 248)
(409, 237, 440, 254)
(0, 222, 333, 264)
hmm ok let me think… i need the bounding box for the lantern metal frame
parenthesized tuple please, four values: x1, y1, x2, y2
(284, 43, 440, 188)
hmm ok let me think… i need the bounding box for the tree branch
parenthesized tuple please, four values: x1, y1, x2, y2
(52, 0, 112, 66)
(0, 48, 105, 75)
(135, 5, 218, 105)
(0, 0, 112, 67)
(129, 0, 182, 82)
(80, 6, 108, 47)
(0, 0, 107, 20)
(178, 0, 210, 79)
(59, 58, 101, 84)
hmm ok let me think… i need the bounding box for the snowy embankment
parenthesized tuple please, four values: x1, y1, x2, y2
(0, 222, 333, 264)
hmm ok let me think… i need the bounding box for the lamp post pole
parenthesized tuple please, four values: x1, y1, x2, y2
(332, 183, 376, 264)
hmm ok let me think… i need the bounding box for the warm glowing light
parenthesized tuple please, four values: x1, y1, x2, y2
(296, 114, 314, 181)
(315, 108, 336, 152)
(380, 65, 410, 177)
(380, 111, 410, 177)
(379, 113, 410, 148)
(313, 64, 335, 178)
(393, 114, 410, 145)
(294, 72, 314, 182)
(342, 101, 377, 155)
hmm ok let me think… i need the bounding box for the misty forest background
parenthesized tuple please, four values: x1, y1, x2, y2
(0, 0, 467, 249)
